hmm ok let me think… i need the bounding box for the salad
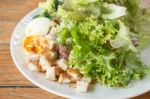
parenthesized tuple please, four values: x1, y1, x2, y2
(23, 0, 150, 92)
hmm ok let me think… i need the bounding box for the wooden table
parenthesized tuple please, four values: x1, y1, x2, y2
(0, 0, 149, 99)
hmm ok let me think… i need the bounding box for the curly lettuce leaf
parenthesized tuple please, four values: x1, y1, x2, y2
(39, 0, 56, 13)
(38, 0, 150, 88)
(102, 4, 127, 19)
(125, 52, 150, 80)
(57, 1, 101, 20)
(39, 0, 63, 17)
(56, 17, 141, 87)
(110, 21, 137, 52)
(137, 10, 150, 50)
(57, 6, 89, 20)
(57, 0, 127, 21)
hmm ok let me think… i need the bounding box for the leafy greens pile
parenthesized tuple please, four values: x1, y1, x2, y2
(39, 0, 150, 87)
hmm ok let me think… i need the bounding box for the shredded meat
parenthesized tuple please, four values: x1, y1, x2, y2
(55, 45, 70, 60)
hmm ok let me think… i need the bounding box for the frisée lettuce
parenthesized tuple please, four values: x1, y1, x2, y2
(38, 0, 150, 87)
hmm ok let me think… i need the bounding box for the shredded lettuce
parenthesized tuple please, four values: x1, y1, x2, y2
(39, 0, 63, 17)
(39, 0, 56, 14)
(56, 0, 127, 20)
(56, 17, 149, 87)
(102, 4, 127, 19)
(110, 21, 137, 52)
(38, 0, 150, 87)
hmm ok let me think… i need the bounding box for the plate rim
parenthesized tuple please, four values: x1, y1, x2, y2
(10, 8, 73, 99)
(10, 8, 150, 99)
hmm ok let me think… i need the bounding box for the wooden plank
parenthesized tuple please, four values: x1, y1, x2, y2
(0, 21, 16, 44)
(0, 88, 66, 99)
(0, 0, 45, 21)
(132, 92, 150, 99)
(0, 0, 45, 84)
(0, 0, 44, 44)
(0, 87, 149, 99)
(0, 44, 31, 85)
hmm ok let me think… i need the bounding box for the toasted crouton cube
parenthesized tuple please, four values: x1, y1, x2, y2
(28, 54, 40, 62)
(41, 47, 57, 62)
(49, 41, 56, 51)
(49, 51, 57, 61)
(76, 81, 89, 92)
(42, 34, 56, 50)
(76, 77, 91, 92)
(46, 67, 56, 80)
(42, 39, 55, 50)
(67, 68, 82, 81)
(82, 77, 92, 83)
(58, 73, 72, 83)
(57, 59, 68, 71)
(39, 55, 52, 72)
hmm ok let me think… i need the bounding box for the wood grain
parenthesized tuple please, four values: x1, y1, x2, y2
(0, 44, 31, 85)
(0, 0, 44, 44)
(0, 0, 66, 99)
(132, 92, 150, 99)
(0, 0, 149, 99)
(0, 88, 66, 99)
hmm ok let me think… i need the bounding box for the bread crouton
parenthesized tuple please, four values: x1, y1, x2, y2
(39, 55, 52, 72)
(46, 66, 56, 80)
(57, 59, 68, 71)
(58, 73, 72, 84)
(67, 68, 82, 81)
(76, 77, 91, 92)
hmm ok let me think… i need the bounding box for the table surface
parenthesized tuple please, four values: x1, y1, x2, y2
(0, 0, 150, 99)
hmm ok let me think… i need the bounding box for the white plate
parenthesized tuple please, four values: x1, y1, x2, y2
(10, 8, 150, 99)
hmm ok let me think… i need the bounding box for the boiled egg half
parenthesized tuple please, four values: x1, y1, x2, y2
(25, 17, 51, 36)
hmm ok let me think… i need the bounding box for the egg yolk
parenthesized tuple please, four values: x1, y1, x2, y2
(23, 35, 43, 54)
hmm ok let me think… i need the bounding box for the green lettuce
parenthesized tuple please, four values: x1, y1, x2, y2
(39, 0, 63, 17)
(56, 17, 146, 87)
(56, 0, 127, 20)
(39, 0, 56, 14)
(38, 0, 150, 87)
(110, 21, 137, 52)
(102, 4, 127, 19)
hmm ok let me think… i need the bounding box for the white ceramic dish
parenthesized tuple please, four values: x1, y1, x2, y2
(10, 8, 150, 99)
